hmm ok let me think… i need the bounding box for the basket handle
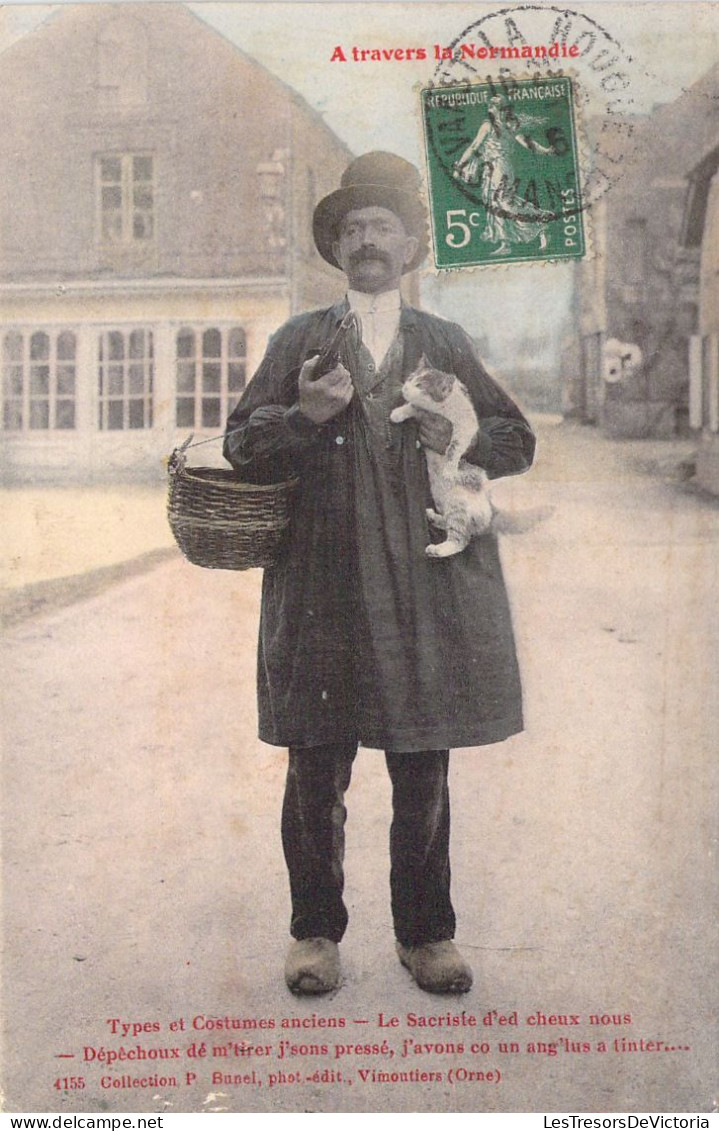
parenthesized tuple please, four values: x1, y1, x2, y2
(167, 433, 195, 476)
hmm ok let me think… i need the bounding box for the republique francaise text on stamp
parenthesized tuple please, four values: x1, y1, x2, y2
(421, 75, 586, 269)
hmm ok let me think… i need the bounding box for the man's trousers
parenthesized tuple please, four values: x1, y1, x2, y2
(281, 740, 456, 947)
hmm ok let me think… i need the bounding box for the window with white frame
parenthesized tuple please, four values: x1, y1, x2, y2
(1, 329, 77, 431)
(98, 328, 154, 430)
(97, 154, 154, 245)
(175, 326, 247, 430)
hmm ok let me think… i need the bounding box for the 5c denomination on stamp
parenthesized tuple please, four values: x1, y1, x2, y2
(421, 75, 586, 269)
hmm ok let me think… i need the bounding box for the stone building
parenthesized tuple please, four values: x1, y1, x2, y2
(0, 3, 354, 481)
(562, 65, 719, 438)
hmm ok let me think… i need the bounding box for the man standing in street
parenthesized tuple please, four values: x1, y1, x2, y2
(224, 152, 536, 996)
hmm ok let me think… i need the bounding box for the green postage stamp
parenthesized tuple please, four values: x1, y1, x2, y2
(421, 75, 586, 269)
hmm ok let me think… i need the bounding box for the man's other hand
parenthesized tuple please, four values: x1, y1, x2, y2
(298, 355, 354, 424)
(416, 408, 452, 455)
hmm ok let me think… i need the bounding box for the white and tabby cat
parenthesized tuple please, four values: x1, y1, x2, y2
(390, 356, 549, 558)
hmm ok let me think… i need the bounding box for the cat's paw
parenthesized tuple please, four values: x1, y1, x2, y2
(389, 403, 414, 424)
(426, 540, 464, 559)
(426, 508, 447, 529)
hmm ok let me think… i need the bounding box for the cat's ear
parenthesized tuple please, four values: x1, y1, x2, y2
(417, 353, 430, 368)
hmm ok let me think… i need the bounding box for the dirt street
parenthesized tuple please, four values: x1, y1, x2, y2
(1, 420, 717, 1114)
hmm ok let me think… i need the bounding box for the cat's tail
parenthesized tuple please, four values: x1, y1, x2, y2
(490, 504, 555, 535)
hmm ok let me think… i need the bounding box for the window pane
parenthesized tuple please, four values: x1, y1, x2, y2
(56, 401, 76, 430)
(57, 331, 76, 361)
(128, 399, 146, 429)
(176, 398, 195, 428)
(98, 327, 153, 430)
(228, 362, 246, 393)
(57, 365, 76, 395)
(102, 186, 122, 210)
(201, 397, 221, 428)
(29, 400, 50, 429)
(129, 363, 147, 394)
(202, 362, 221, 393)
(133, 212, 153, 240)
(176, 361, 195, 393)
(108, 332, 125, 360)
(100, 157, 122, 182)
(129, 330, 146, 359)
(31, 365, 49, 396)
(203, 328, 221, 358)
(107, 401, 124, 430)
(4, 365, 24, 396)
(3, 332, 23, 362)
(176, 330, 195, 359)
(133, 156, 152, 181)
(30, 332, 49, 361)
(3, 401, 22, 430)
(108, 364, 124, 396)
(133, 184, 153, 209)
(228, 327, 246, 357)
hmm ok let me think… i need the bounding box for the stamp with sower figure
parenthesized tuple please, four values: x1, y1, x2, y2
(421, 75, 586, 269)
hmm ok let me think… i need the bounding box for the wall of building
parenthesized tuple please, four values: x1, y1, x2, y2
(0, 4, 355, 482)
(0, 4, 350, 287)
(1, 284, 290, 482)
(563, 67, 719, 437)
(693, 170, 719, 495)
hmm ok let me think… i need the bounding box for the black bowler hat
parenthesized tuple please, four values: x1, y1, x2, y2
(312, 151, 429, 273)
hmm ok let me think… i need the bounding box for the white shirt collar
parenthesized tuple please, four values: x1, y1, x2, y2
(346, 290, 402, 368)
(347, 289, 402, 315)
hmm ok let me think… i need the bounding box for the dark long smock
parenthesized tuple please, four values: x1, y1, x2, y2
(223, 301, 536, 753)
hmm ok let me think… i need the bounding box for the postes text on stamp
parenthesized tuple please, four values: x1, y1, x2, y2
(421, 75, 586, 269)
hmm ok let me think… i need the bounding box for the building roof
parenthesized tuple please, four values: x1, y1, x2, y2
(0, 2, 352, 162)
(0, 2, 354, 288)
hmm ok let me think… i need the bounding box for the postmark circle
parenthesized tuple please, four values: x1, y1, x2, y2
(429, 4, 636, 212)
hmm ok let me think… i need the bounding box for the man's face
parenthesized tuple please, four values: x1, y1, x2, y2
(332, 206, 418, 294)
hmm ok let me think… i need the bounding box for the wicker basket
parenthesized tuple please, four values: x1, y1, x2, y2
(167, 442, 298, 571)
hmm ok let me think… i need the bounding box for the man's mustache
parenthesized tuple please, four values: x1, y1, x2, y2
(349, 247, 392, 267)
